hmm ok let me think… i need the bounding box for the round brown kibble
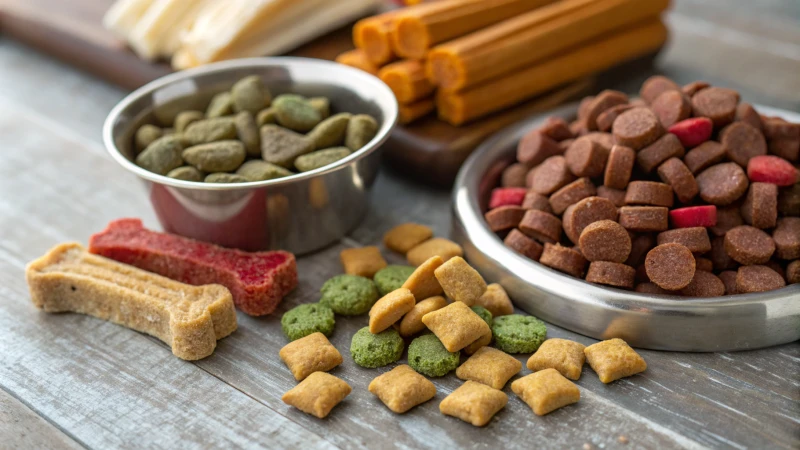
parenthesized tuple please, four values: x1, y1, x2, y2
(645, 243, 696, 290)
(718, 270, 738, 295)
(531, 156, 575, 194)
(540, 243, 588, 278)
(736, 102, 762, 130)
(625, 181, 674, 208)
(596, 104, 633, 132)
(539, 117, 574, 141)
(517, 130, 562, 166)
(635, 282, 670, 295)
(691, 87, 739, 127)
(696, 163, 749, 206)
(657, 158, 698, 204)
(656, 227, 711, 254)
(626, 233, 656, 266)
(604, 145, 635, 189)
(565, 137, 610, 178)
(651, 90, 691, 128)
(684, 141, 725, 174)
(786, 260, 800, 285)
(501, 163, 529, 187)
(640, 75, 681, 104)
(484, 206, 526, 232)
(504, 228, 544, 261)
(736, 265, 786, 293)
(773, 217, 800, 260)
(618, 206, 669, 232)
(596, 186, 627, 207)
(584, 90, 629, 131)
(678, 270, 725, 297)
(695, 257, 714, 272)
(710, 206, 743, 237)
(519, 209, 562, 243)
(585, 261, 635, 289)
(740, 182, 777, 229)
(682, 81, 710, 97)
(720, 122, 767, 167)
(522, 191, 552, 212)
(579, 220, 631, 263)
(563, 196, 618, 244)
(724, 225, 775, 265)
(550, 177, 596, 215)
(612, 107, 664, 150)
(636, 133, 685, 173)
(710, 236, 737, 271)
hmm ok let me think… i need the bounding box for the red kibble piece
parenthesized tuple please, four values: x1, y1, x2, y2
(669, 206, 717, 229)
(489, 187, 527, 209)
(645, 243, 696, 291)
(746, 155, 798, 186)
(668, 117, 713, 148)
(735, 265, 786, 293)
(585, 261, 635, 289)
(540, 243, 588, 278)
(485, 206, 526, 232)
(504, 228, 544, 261)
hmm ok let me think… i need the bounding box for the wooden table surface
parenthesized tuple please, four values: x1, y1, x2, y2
(1, 1, 798, 449)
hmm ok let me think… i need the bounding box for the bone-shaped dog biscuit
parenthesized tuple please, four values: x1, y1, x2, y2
(26, 243, 237, 360)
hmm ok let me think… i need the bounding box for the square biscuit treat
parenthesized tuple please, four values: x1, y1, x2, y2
(279, 332, 343, 381)
(433, 256, 487, 306)
(527, 338, 586, 381)
(475, 283, 514, 317)
(340, 246, 387, 278)
(439, 380, 508, 427)
(402, 256, 445, 301)
(398, 295, 448, 337)
(369, 288, 416, 334)
(511, 368, 580, 416)
(407, 238, 464, 267)
(384, 223, 433, 254)
(282, 371, 352, 419)
(584, 338, 647, 383)
(456, 347, 522, 389)
(368, 364, 436, 413)
(422, 301, 491, 352)
(462, 329, 492, 355)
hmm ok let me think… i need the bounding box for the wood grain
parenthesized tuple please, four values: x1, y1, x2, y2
(0, 388, 84, 450)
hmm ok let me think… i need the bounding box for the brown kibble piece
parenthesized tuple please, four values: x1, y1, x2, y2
(369, 288, 416, 334)
(585, 261, 635, 289)
(558, 138, 575, 152)
(710, 206, 743, 237)
(517, 130, 562, 166)
(640, 75, 681, 104)
(504, 229, 544, 261)
(579, 220, 631, 263)
(369, 365, 436, 414)
(539, 117, 574, 141)
(596, 186, 627, 207)
(384, 223, 433, 254)
(456, 347, 522, 389)
(657, 227, 711, 254)
(678, 270, 725, 297)
(502, 163, 530, 187)
(519, 209, 562, 243)
(522, 191, 553, 212)
(613, 107, 664, 150)
(279, 332, 343, 381)
(569, 119, 589, 137)
(596, 104, 633, 132)
(439, 381, 507, 427)
(769, 139, 800, 162)
(578, 96, 594, 119)
(402, 256, 444, 301)
(527, 338, 586, 380)
(710, 236, 738, 271)
(626, 233, 656, 266)
(340, 246, 387, 278)
(657, 158, 698, 204)
(763, 117, 800, 140)
(484, 206, 526, 232)
(786, 261, 799, 284)
(765, 261, 786, 281)
(651, 90, 691, 128)
(584, 338, 647, 383)
(736, 265, 786, 293)
(407, 238, 463, 266)
(475, 283, 514, 317)
(778, 184, 800, 216)
(422, 301, 491, 352)
(719, 270, 739, 294)
(724, 225, 775, 265)
(682, 81, 710, 97)
(282, 372, 351, 419)
(645, 243, 696, 290)
(531, 156, 575, 195)
(695, 257, 713, 272)
(565, 137, 610, 178)
(720, 122, 767, 167)
(604, 145, 635, 189)
(740, 183, 778, 229)
(736, 102, 762, 130)
(635, 282, 670, 295)
(511, 369, 580, 416)
(434, 256, 487, 306)
(773, 217, 800, 260)
(625, 181, 674, 207)
(637, 133, 685, 173)
(398, 295, 448, 337)
(540, 243, 587, 278)
(619, 206, 669, 232)
(692, 87, 739, 127)
(550, 177, 596, 215)
(585, 90, 629, 131)
(563, 197, 618, 244)
(684, 141, 726, 174)
(696, 163, 749, 206)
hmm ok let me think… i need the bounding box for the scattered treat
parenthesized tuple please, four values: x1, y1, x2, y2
(651, 90, 691, 128)
(585, 261, 636, 288)
(439, 381, 507, 427)
(563, 196, 618, 244)
(511, 369, 580, 416)
(773, 217, 800, 260)
(522, 191, 553, 212)
(340, 246, 387, 278)
(619, 206, 669, 232)
(519, 209, 563, 243)
(584, 338, 647, 383)
(645, 243, 696, 290)
(747, 155, 798, 186)
(399, 296, 448, 337)
(724, 226, 775, 265)
(384, 223, 433, 254)
(408, 333, 460, 377)
(281, 303, 335, 341)
(485, 206, 527, 232)
(735, 265, 786, 293)
(89, 218, 296, 316)
(456, 347, 522, 390)
(369, 288, 416, 334)
(407, 238, 464, 266)
(669, 205, 717, 229)
(684, 141, 725, 174)
(320, 274, 379, 316)
(504, 229, 544, 261)
(668, 117, 713, 148)
(368, 365, 436, 414)
(489, 187, 528, 208)
(696, 162, 749, 206)
(656, 227, 711, 254)
(741, 183, 778, 229)
(691, 87, 739, 127)
(402, 256, 445, 301)
(678, 270, 725, 297)
(433, 257, 487, 306)
(279, 332, 343, 381)
(350, 327, 404, 368)
(540, 243, 587, 278)
(374, 265, 416, 296)
(531, 156, 575, 195)
(491, 314, 547, 354)
(527, 338, 586, 380)
(579, 220, 631, 263)
(475, 283, 514, 317)
(720, 122, 767, 167)
(657, 157, 698, 203)
(422, 301, 491, 352)
(612, 107, 664, 150)
(549, 177, 596, 215)
(565, 138, 610, 178)
(637, 133, 685, 173)
(282, 371, 351, 419)
(604, 145, 635, 189)
(786, 261, 800, 284)
(26, 243, 237, 361)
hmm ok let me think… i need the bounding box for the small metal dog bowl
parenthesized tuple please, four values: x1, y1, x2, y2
(104, 57, 398, 254)
(452, 102, 800, 351)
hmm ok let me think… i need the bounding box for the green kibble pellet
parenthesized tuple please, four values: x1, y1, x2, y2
(182, 140, 246, 172)
(166, 166, 204, 181)
(350, 327, 404, 368)
(231, 75, 272, 114)
(135, 135, 184, 175)
(319, 274, 379, 316)
(471, 305, 493, 328)
(256, 108, 277, 127)
(307, 113, 351, 150)
(408, 333, 460, 377)
(273, 94, 322, 132)
(183, 117, 237, 146)
(281, 303, 335, 341)
(309, 97, 331, 119)
(135, 124, 163, 152)
(260, 124, 314, 168)
(236, 160, 293, 181)
(491, 314, 547, 354)
(373, 265, 416, 296)
(345, 114, 378, 151)
(206, 91, 233, 118)
(234, 111, 260, 156)
(204, 173, 249, 183)
(174, 110, 204, 133)
(294, 147, 351, 172)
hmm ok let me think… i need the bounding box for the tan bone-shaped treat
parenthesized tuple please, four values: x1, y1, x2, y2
(26, 243, 237, 360)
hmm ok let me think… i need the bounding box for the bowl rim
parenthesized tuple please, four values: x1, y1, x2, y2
(102, 56, 398, 191)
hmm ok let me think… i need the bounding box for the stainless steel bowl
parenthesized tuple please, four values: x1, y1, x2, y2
(104, 57, 398, 254)
(452, 102, 800, 351)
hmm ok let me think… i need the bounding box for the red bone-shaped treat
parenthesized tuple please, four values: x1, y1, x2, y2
(89, 219, 297, 316)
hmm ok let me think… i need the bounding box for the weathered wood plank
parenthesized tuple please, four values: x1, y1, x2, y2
(0, 387, 85, 450)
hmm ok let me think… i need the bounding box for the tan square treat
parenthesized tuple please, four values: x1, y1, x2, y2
(282, 371, 352, 418)
(279, 332, 343, 381)
(402, 256, 444, 300)
(407, 238, 463, 266)
(584, 338, 647, 383)
(384, 223, 433, 254)
(527, 338, 586, 380)
(340, 246, 387, 278)
(511, 368, 580, 416)
(421, 301, 491, 352)
(456, 347, 522, 389)
(475, 283, 514, 316)
(369, 288, 416, 333)
(368, 364, 437, 413)
(462, 329, 492, 355)
(433, 256, 487, 306)
(439, 380, 508, 427)
(398, 295, 448, 337)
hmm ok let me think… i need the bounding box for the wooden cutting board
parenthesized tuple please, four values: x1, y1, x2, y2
(0, 0, 654, 185)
